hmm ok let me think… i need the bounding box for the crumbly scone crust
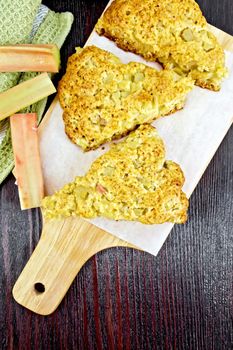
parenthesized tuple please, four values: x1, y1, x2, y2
(58, 46, 193, 151)
(42, 125, 189, 224)
(95, 0, 227, 91)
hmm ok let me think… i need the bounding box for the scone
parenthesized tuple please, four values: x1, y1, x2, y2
(42, 125, 189, 224)
(58, 46, 193, 151)
(96, 0, 227, 91)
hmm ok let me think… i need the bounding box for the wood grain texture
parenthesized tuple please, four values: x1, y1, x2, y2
(13, 216, 137, 315)
(0, 0, 233, 349)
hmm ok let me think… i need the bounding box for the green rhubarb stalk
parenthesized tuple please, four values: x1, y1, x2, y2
(0, 44, 60, 73)
(10, 113, 44, 210)
(0, 73, 56, 121)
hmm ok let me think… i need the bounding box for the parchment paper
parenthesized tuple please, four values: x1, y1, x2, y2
(39, 30, 233, 256)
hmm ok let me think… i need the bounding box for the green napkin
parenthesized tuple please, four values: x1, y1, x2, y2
(0, 0, 73, 184)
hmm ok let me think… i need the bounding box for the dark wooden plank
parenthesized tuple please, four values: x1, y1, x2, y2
(0, 0, 233, 349)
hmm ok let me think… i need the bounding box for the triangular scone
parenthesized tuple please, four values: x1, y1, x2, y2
(96, 0, 227, 91)
(58, 46, 193, 151)
(42, 125, 189, 224)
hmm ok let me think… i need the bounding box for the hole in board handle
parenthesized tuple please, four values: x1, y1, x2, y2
(34, 283, 45, 294)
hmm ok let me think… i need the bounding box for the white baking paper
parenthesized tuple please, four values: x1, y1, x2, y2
(39, 30, 233, 257)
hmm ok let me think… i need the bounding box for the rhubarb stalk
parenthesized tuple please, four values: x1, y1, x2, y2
(0, 73, 56, 121)
(10, 113, 44, 210)
(0, 44, 60, 72)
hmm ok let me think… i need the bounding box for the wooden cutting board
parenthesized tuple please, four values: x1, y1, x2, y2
(12, 25, 233, 315)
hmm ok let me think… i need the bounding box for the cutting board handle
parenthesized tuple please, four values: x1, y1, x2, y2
(13, 217, 135, 315)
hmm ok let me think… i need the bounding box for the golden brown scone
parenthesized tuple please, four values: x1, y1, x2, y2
(58, 46, 193, 151)
(42, 125, 189, 224)
(95, 0, 227, 91)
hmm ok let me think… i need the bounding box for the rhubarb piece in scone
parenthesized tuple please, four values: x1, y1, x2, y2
(42, 125, 189, 224)
(58, 46, 193, 151)
(95, 0, 227, 91)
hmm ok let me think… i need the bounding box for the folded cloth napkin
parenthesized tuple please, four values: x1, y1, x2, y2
(0, 0, 73, 184)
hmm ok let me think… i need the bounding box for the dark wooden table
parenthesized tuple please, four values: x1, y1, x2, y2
(1, 1, 232, 349)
